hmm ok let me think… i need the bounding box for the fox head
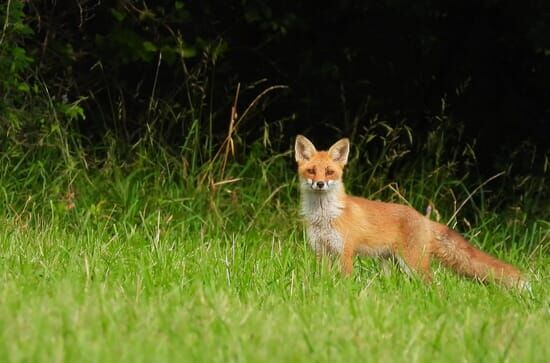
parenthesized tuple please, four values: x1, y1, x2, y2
(295, 135, 350, 192)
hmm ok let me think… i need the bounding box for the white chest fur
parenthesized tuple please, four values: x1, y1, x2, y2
(300, 189, 344, 254)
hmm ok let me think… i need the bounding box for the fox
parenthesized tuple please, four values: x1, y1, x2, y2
(294, 135, 529, 290)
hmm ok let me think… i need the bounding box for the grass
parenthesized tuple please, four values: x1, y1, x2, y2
(0, 137, 548, 363)
(2, 9, 548, 360)
(0, 213, 548, 362)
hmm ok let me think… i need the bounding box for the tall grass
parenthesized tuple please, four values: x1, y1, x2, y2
(1, 97, 549, 361)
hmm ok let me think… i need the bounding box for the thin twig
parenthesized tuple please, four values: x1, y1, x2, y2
(148, 51, 162, 115)
(212, 178, 242, 187)
(232, 85, 288, 132)
(387, 183, 412, 207)
(369, 182, 411, 206)
(212, 84, 287, 181)
(246, 183, 288, 232)
(446, 171, 506, 226)
(203, 83, 288, 188)
(180, 44, 195, 118)
(220, 82, 241, 180)
(0, 0, 12, 48)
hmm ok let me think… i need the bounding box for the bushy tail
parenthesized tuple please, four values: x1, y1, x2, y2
(430, 222, 529, 290)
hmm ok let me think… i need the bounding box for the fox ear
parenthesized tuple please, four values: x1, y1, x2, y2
(328, 138, 350, 165)
(295, 135, 317, 162)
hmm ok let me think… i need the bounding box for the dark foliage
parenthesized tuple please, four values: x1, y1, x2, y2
(2, 0, 550, 179)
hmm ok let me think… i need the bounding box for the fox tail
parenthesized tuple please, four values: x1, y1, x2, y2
(430, 222, 530, 290)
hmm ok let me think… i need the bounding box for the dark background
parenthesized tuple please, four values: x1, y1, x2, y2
(6, 0, 550, 176)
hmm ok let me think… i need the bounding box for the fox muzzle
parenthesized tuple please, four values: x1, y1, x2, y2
(305, 178, 336, 191)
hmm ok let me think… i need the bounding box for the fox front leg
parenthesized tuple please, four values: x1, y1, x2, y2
(340, 243, 354, 276)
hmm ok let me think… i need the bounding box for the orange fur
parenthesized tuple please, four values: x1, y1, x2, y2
(295, 135, 528, 290)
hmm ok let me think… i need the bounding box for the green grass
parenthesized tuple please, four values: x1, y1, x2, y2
(0, 131, 548, 362)
(0, 166, 548, 362)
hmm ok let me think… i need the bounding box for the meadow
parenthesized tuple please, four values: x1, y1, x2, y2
(0, 130, 548, 363)
(2, 2, 549, 361)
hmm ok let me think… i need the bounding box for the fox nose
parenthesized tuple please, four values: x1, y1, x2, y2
(316, 181, 325, 188)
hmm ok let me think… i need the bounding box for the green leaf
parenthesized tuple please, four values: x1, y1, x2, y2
(142, 41, 157, 53)
(17, 82, 30, 93)
(111, 9, 126, 22)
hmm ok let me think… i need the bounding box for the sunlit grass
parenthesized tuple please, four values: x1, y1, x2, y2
(0, 210, 548, 362)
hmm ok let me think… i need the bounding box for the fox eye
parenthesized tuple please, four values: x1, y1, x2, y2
(326, 169, 334, 176)
(306, 168, 315, 175)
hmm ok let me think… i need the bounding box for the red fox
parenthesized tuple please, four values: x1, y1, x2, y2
(295, 135, 529, 290)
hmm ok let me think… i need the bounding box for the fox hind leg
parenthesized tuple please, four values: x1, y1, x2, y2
(397, 241, 433, 283)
